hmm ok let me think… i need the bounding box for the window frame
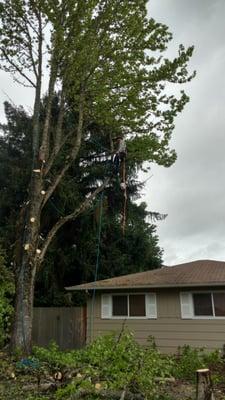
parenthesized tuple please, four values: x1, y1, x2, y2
(101, 292, 157, 320)
(181, 290, 225, 319)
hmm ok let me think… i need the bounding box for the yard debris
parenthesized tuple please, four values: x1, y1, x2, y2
(70, 389, 144, 399)
(155, 377, 176, 383)
(54, 371, 63, 381)
(1, 332, 225, 400)
(95, 382, 102, 390)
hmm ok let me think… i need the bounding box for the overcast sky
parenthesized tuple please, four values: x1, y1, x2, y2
(144, 0, 225, 265)
(1, 1, 225, 266)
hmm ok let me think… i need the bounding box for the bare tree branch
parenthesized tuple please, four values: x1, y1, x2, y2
(24, 23, 38, 78)
(44, 131, 73, 176)
(20, 11, 39, 36)
(38, 178, 110, 264)
(54, 91, 65, 152)
(44, 91, 66, 175)
(42, 88, 85, 206)
(2, 49, 36, 88)
(39, 52, 58, 162)
(9, 16, 39, 78)
(31, 8, 43, 164)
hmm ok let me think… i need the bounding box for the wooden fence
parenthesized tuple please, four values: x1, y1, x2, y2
(32, 307, 86, 350)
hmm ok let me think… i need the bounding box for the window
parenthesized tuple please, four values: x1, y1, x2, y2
(101, 293, 157, 319)
(180, 291, 225, 319)
(212, 293, 225, 316)
(112, 295, 128, 316)
(193, 293, 213, 316)
(130, 294, 146, 316)
(112, 294, 146, 317)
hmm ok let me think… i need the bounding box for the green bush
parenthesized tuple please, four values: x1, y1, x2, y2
(0, 248, 14, 347)
(173, 345, 223, 381)
(34, 331, 175, 400)
(33, 340, 82, 371)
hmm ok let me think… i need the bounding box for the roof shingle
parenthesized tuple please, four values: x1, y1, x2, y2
(66, 260, 225, 290)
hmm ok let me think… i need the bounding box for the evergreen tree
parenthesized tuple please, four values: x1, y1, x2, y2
(0, 100, 163, 306)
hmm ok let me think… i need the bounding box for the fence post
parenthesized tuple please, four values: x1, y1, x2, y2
(196, 368, 215, 400)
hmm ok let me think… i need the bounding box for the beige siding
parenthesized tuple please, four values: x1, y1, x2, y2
(86, 289, 225, 353)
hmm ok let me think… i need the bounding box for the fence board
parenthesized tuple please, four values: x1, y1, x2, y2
(32, 307, 86, 350)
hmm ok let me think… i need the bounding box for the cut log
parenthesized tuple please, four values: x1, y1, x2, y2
(196, 369, 215, 400)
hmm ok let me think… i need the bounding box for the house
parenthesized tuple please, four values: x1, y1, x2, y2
(66, 260, 225, 353)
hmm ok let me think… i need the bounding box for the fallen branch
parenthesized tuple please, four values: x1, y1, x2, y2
(154, 377, 175, 383)
(70, 389, 144, 400)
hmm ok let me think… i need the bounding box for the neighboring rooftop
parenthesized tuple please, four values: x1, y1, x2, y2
(66, 260, 225, 290)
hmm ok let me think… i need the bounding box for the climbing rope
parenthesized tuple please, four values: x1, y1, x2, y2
(90, 191, 104, 341)
(121, 158, 127, 235)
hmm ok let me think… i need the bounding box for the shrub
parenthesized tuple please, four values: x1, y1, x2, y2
(0, 248, 14, 347)
(173, 345, 223, 381)
(33, 340, 82, 371)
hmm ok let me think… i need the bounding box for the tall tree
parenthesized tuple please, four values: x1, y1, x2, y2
(0, 0, 194, 353)
(0, 100, 163, 306)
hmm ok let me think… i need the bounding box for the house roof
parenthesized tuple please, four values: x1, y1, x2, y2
(66, 260, 225, 291)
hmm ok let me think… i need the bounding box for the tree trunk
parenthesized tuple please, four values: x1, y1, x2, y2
(10, 18, 43, 352)
(196, 369, 215, 400)
(11, 257, 37, 354)
(11, 172, 43, 354)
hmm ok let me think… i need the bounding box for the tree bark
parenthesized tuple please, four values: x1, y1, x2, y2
(11, 254, 37, 354)
(10, 10, 43, 354)
(196, 369, 215, 400)
(11, 180, 43, 353)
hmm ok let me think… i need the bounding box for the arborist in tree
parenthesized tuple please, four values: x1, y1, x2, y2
(112, 136, 127, 233)
(113, 136, 127, 178)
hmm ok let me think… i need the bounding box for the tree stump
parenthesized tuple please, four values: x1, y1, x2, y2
(196, 369, 215, 400)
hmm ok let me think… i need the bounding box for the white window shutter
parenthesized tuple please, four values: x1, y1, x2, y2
(180, 292, 193, 319)
(101, 294, 112, 319)
(146, 293, 157, 318)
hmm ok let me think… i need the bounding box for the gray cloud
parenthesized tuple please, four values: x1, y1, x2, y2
(0, 71, 34, 121)
(144, 0, 225, 264)
(0, 1, 225, 265)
